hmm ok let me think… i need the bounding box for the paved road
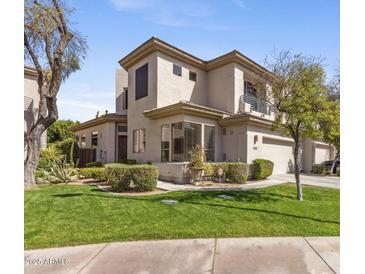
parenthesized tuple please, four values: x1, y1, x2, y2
(25, 237, 339, 274)
(157, 174, 340, 191)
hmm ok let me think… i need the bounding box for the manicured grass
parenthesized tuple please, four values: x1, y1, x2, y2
(24, 184, 339, 249)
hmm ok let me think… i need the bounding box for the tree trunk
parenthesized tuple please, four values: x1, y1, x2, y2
(24, 125, 44, 185)
(293, 141, 303, 201)
(331, 153, 339, 175)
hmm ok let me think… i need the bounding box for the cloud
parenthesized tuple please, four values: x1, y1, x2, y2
(232, 0, 246, 9)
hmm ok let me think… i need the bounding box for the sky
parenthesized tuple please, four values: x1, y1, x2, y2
(58, 0, 339, 122)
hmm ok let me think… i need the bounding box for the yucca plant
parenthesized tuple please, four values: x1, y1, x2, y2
(41, 159, 79, 184)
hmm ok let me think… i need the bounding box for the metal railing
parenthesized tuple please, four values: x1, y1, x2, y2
(24, 96, 34, 111)
(239, 93, 273, 115)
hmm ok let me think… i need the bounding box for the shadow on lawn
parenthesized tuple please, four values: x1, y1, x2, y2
(52, 188, 339, 225)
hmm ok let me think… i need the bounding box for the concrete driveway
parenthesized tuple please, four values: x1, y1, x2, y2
(24, 237, 339, 274)
(269, 174, 340, 189)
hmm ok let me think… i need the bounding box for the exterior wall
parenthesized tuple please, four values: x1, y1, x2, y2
(74, 122, 117, 163)
(221, 125, 247, 162)
(115, 68, 128, 114)
(127, 52, 158, 162)
(24, 70, 46, 149)
(246, 126, 296, 174)
(207, 63, 235, 113)
(156, 52, 207, 107)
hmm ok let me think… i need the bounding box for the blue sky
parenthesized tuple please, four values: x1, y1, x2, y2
(58, 0, 339, 121)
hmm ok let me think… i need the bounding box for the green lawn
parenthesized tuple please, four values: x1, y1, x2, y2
(24, 183, 339, 250)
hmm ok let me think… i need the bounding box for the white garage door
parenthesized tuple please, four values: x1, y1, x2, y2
(315, 144, 330, 164)
(262, 137, 295, 174)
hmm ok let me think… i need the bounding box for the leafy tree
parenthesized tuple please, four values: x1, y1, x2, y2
(320, 70, 340, 173)
(47, 119, 79, 143)
(24, 0, 87, 185)
(257, 50, 330, 200)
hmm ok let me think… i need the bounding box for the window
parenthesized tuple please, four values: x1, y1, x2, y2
(173, 64, 182, 76)
(161, 125, 170, 162)
(91, 132, 98, 161)
(133, 129, 145, 153)
(135, 63, 148, 100)
(80, 134, 86, 148)
(204, 125, 215, 162)
(122, 88, 128, 109)
(172, 122, 201, 162)
(222, 128, 226, 136)
(118, 125, 128, 132)
(244, 81, 257, 97)
(189, 71, 197, 82)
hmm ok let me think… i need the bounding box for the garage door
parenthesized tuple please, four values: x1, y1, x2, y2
(315, 144, 330, 164)
(262, 137, 295, 174)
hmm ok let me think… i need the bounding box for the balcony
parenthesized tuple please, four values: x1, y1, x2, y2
(239, 94, 275, 120)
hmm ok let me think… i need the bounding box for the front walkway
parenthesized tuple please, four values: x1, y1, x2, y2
(25, 237, 339, 274)
(157, 173, 340, 191)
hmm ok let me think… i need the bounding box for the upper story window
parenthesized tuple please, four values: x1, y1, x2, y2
(122, 88, 128, 109)
(135, 63, 148, 100)
(244, 81, 257, 97)
(189, 71, 197, 82)
(173, 64, 182, 76)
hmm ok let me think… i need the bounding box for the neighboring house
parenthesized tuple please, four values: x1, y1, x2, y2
(71, 37, 335, 182)
(24, 66, 47, 156)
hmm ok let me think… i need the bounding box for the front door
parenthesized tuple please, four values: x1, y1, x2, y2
(118, 135, 127, 161)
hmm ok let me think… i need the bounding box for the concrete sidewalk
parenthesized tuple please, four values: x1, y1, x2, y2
(157, 173, 340, 192)
(25, 237, 339, 274)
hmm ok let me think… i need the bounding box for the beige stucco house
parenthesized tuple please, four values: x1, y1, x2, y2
(24, 66, 47, 153)
(71, 37, 335, 182)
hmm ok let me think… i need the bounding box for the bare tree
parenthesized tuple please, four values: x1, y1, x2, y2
(24, 0, 87, 185)
(255, 50, 330, 200)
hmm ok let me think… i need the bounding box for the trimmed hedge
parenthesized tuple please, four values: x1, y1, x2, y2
(105, 164, 159, 192)
(118, 159, 137, 165)
(225, 163, 248, 183)
(203, 162, 248, 184)
(85, 161, 103, 168)
(312, 164, 327, 175)
(252, 159, 274, 180)
(80, 167, 107, 181)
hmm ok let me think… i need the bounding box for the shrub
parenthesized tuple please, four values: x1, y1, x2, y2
(105, 164, 159, 192)
(85, 161, 103, 168)
(40, 160, 79, 184)
(252, 159, 274, 180)
(203, 163, 215, 177)
(312, 164, 326, 174)
(203, 162, 248, 183)
(38, 144, 64, 169)
(105, 164, 131, 191)
(225, 163, 248, 184)
(187, 145, 204, 170)
(118, 159, 137, 165)
(80, 167, 107, 181)
(129, 165, 159, 191)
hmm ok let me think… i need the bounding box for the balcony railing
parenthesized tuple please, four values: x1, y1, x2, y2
(24, 96, 34, 111)
(239, 93, 274, 116)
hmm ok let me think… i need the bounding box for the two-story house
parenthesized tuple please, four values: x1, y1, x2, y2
(71, 37, 335, 183)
